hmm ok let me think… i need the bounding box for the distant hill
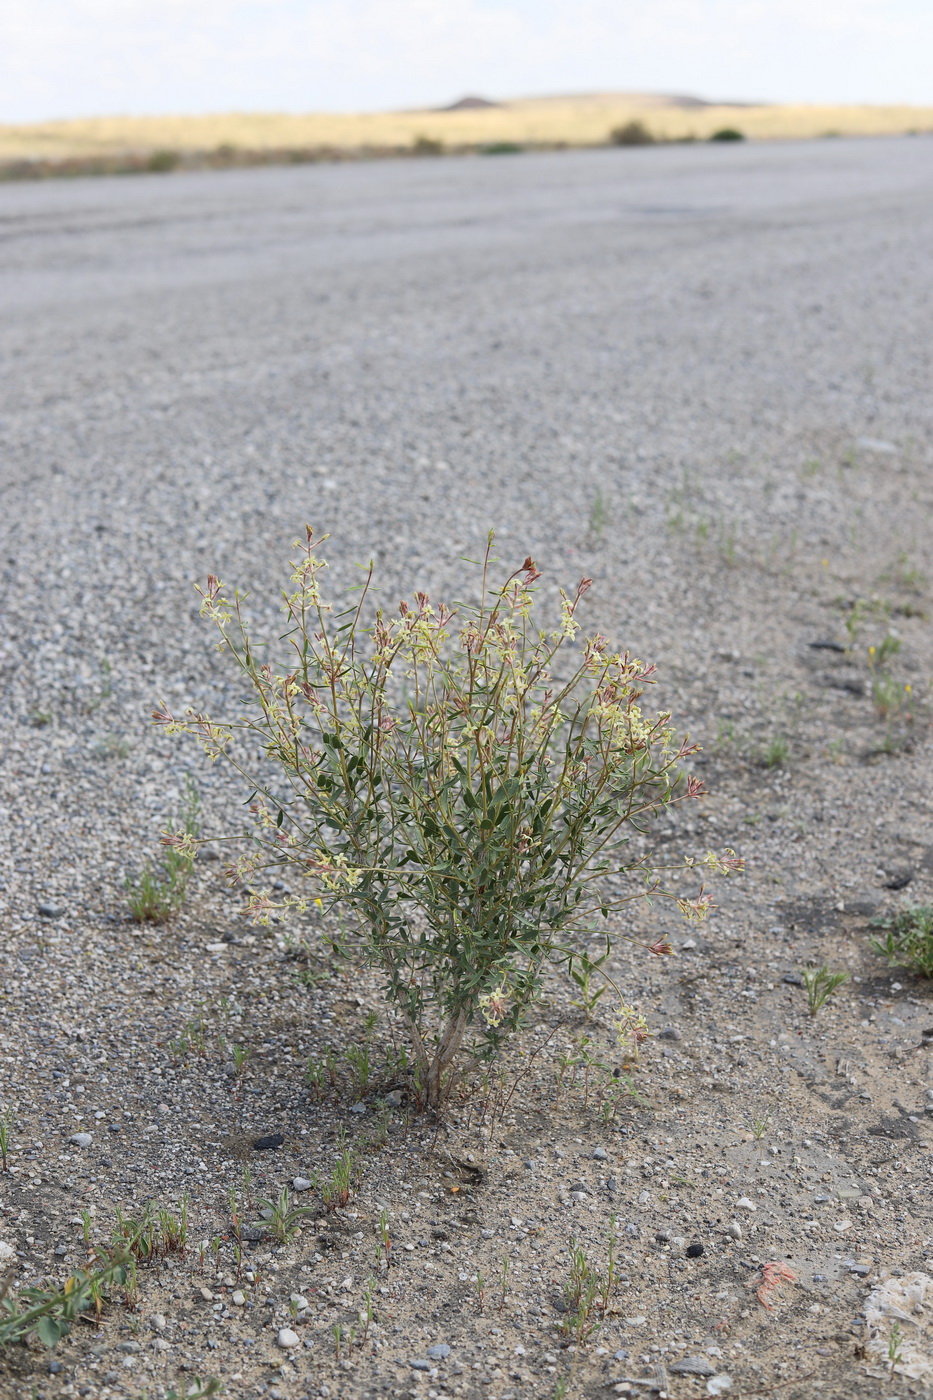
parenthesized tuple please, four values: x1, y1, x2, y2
(1, 93, 931, 174)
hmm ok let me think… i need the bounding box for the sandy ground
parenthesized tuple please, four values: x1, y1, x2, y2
(1, 138, 933, 1400)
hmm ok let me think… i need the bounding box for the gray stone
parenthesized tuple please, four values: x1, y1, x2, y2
(409, 1359, 432, 1371)
(592, 1146, 607, 1160)
(117, 1340, 142, 1353)
(149, 1314, 167, 1331)
(426, 1344, 451, 1359)
(349, 1103, 367, 1114)
(277, 1328, 300, 1349)
(658, 1027, 682, 1041)
(670, 1355, 715, 1377)
(292, 1176, 313, 1191)
(69, 1133, 93, 1148)
(37, 903, 65, 919)
(384, 1090, 404, 1107)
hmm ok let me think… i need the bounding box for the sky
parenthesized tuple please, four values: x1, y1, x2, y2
(3, 0, 932, 125)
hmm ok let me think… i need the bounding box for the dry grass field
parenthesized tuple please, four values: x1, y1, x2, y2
(2, 90, 933, 165)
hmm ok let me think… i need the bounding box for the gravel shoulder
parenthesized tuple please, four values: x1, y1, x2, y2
(1, 139, 932, 1400)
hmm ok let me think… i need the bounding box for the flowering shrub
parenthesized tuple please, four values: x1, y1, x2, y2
(157, 529, 740, 1108)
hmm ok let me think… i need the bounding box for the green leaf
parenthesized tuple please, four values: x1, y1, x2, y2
(36, 1315, 68, 1348)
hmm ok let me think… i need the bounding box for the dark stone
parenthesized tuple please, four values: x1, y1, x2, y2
(783, 972, 804, 986)
(883, 867, 913, 890)
(809, 640, 846, 653)
(658, 1027, 682, 1041)
(253, 1133, 285, 1151)
(686, 1242, 705, 1258)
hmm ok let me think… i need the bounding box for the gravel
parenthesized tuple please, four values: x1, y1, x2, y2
(0, 138, 932, 1399)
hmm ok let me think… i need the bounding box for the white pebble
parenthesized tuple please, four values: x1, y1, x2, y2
(277, 1328, 300, 1349)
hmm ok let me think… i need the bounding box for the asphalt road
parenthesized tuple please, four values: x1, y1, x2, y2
(0, 135, 931, 892)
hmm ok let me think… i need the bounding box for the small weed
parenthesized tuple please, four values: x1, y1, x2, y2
(377, 1208, 391, 1265)
(888, 1320, 904, 1377)
(254, 1186, 315, 1243)
(231, 1043, 250, 1076)
(746, 1104, 773, 1156)
(760, 735, 790, 768)
(802, 964, 849, 1016)
(883, 551, 927, 594)
(0, 1108, 13, 1171)
(27, 710, 52, 728)
(828, 736, 846, 764)
(589, 488, 609, 538)
(871, 634, 902, 667)
(560, 1239, 601, 1344)
(709, 128, 745, 141)
(568, 949, 608, 1020)
(473, 1269, 486, 1312)
(412, 135, 443, 156)
(345, 1042, 373, 1095)
(870, 905, 933, 978)
(127, 776, 200, 923)
(870, 671, 907, 720)
(93, 733, 131, 760)
(321, 1150, 360, 1212)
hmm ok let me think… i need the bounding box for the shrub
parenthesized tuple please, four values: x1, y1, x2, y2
(871, 905, 933, 978)
(147, 149, 181, 173)
(158, 530, 741, 1109)
(610, 121, 655, 147)
(480, 142, 523, 155)
(412, 135, 444, 156)
(709, 128, 745, 143)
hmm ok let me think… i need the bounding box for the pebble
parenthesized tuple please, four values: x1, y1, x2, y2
(198, 1286, 214, 1301)
(707, 1376, 732, 1395)
(410, 1359, 432, 1372)
(427, 1344, 451, 1360)
(735, 1197, 757, 1211)
(726, 1221, 742, 1241)
(149, 1314, 167, 1331)
(69, 1133, 93, 1148)
(686, 1242, 705, 1258)
(292, 1177, 314, 1191)
(231, 1291, 246, 1306)
(37, 902, 65, 919)
(349, 1103, 367, 1114)
(658, 1027, 682, 1041)
(782, 972, 804, 986)
(385, 1090, 404, 1107)
(117, 1340, 142, 1353)
(0, 1243, 15, 1264)
(670, 1355, 715, 1377)
(253, 1132, 285, 1151)
(856, 436, 897, 453)
(277, 1328, 300, 1349)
